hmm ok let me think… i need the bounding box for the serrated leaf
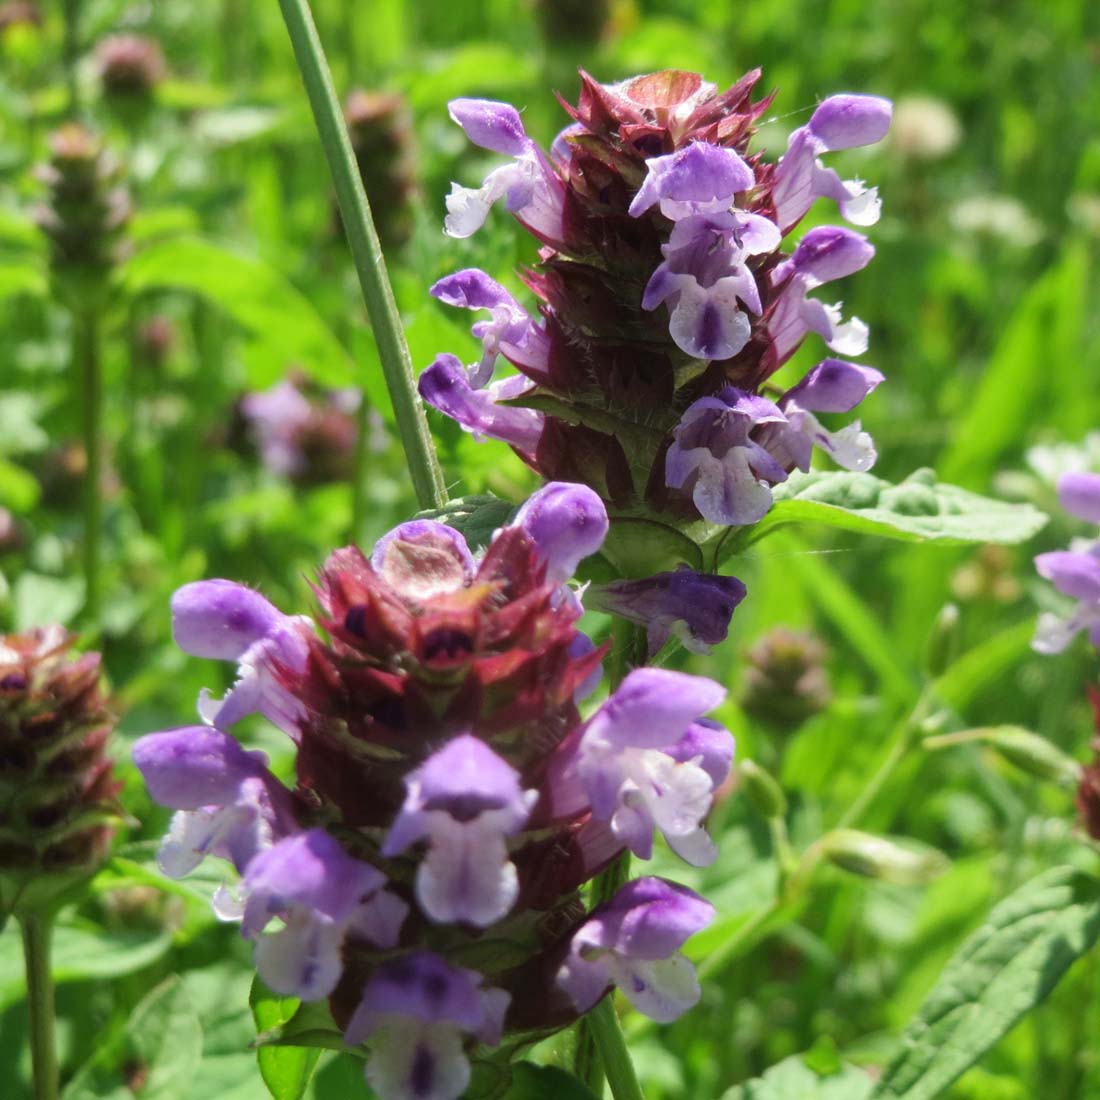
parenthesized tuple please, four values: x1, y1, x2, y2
(725, 469, 1046, 555)
(415, 493, 517, 552)
(720, 1055, 874, 1100)
(122, 237, 354, 388)
(869, 866, 1100, 1100)
(506, 1063, 601, 1099)
(250, 976, 322, 1100)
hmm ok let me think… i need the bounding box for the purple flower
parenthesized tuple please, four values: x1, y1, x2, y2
(665, 388, 790, 526)
(511, 481, 609, 583)
(1058, 472, 1100, 524)
(557, 877, 713, 1021)
(240, 381, 313, 476)
(419, 353, 544, 463)
(241, 829, 407, 1000)
(383, 736, 537, 927)
(1033, 472, 1100, 654)
(771, 94, 893, 231)
(371, 520, 476, 601)
(628, 141, 756, 220)
(444, 98, 565, 241)
(548, 669, 730, 865)
(132, 726, 296, 878)
(641, 210, 782, 360)
(592, 567, 747, 655)
(758, 358, 885, 473)
(768, 225, 875, 362)
(346, 952, 509, 1100)
(430, 269, 549, 388)
(171, 580, 311, 735)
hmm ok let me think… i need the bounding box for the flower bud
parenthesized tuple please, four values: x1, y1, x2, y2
(35, 124, 131, 309)
(740, 628, 831, 730)
(821, 830, 947, 885)
(0, 627, 120, 913)
(343, 89, 417, 249)
(738, 759, 787, 820)
(534, 0, 611, 47)
(94, 34, 166, 98)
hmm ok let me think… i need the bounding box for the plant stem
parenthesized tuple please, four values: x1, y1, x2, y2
(835, 686, 933, 831)
(277, 0, 446, 511)
(77, 311, 102, 627)
(588, 998, 646, 1100)
(62, 0, 80, 117)
(21, 914, 58, 1100)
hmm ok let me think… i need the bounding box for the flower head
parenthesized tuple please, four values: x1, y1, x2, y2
(424, 71, 890, 538)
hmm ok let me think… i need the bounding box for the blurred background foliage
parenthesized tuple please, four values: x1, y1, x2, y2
(1, 0, 1100, 1097)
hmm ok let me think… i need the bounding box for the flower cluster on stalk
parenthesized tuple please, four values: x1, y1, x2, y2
(421, 70, 890, 534)
(134, 482, 731, 1100)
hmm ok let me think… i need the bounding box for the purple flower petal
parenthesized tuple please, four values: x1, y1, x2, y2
(1035, 550, 1100, 602)
(243, 829, 387, 931)
(809, 94, 894, 151)
(589, 668, 727, 751)
(664, 718, 735, 789)
(557, 877, 712, 1021)
(511, 481, 609, 582)
(784, 225, 875, 286)
(629, 141, 755, 219)
(133, 726, 268, 809)
(781, 359, 884, 413)
(172, 580, 285, 661)
(447, 98, 529, 156)
(346, 953, 493, 1043)
(1057, 472, 1100, 524)
(420, 354, 544, 460)
(592, 568, 747, 655)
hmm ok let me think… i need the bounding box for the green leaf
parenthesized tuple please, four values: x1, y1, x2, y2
(63, 976, 203, 1100)
(415, 493, 517, 552)
(122, 237, 354, 388)
(12, 572, 84, 630)
(250, 976, 322, 1100)
(725, 469, 1047, 555)
(869, 866, 1100, 1100)
(720, 1055, 874, 1100)
(506, 1063, 601, 1099)
(253, 996, 346, 1053)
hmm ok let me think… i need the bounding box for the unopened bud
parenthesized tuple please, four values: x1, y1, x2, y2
(924, 602, 960, 677)
(95, 34, 167, 97)
(925, 726, 1082, 788)
(343, 89, 417, 249)
(738, 759, 787, 820)
(822, 829, 947, 885)
(534, 0, 612, 46)
(741, 628, 831, 731)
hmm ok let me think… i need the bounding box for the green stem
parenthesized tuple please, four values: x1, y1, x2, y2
(78, 311, 102, 627)
(277, 0, 446, 511)
(587, 998, 646, 1100)
(835, 686, 932, 831)
(62, 0, 80, 118)
(20, 914, 58, 1100)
